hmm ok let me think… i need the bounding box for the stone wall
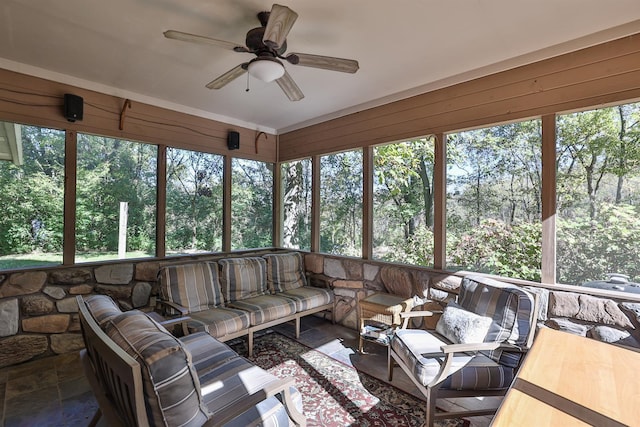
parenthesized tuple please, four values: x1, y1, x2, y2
(305, 253, 640, 349)
(0, 250, 275, 368)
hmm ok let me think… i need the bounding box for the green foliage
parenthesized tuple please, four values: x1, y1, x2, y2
(448, 219, 542, 281)
(557, 203, 640, 285)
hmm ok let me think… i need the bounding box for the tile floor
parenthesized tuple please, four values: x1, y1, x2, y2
(0, 316, 495, 427)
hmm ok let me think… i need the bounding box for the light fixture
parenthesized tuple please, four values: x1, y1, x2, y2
(247, 58, 285, 82)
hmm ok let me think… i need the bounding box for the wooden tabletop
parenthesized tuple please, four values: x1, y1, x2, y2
(491, 327, 640, 426)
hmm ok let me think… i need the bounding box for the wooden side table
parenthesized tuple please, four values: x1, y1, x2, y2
(358, 292, 415, 352)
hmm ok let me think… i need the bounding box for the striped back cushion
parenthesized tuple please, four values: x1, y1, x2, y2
(158, 262, 224, 312)
(458, 275, 534, 366)
(263, 252, 307, 293)
(219, 257, 268, 302)
(83, 294, 122, 327)
(105, 311, 209, 427)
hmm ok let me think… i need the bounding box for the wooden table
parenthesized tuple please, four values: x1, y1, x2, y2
(491, 328, 640, 426)
(358, 292, 414, 352)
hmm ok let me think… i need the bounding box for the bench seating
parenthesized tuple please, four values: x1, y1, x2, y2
(158, 252, 333, 357)
(78, 294, 307, 427)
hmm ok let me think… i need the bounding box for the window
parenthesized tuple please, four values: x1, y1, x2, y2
(373, 137, 435, 265)
(231, 159, 273, 249)
(166, 148, 223, 254)
(281, 159, 311, 250)
(75, 134, 156, 262)
(0, 123, 65, 269)
(320, 150, 362, 256)
(556, 102, 640, 285)
(446, 120, 542, 280)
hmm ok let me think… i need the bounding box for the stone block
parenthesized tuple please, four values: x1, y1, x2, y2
(546, 318, 589, 336)
(587, 326, 632, 344)
(56, 297, 79, 313)
(95, 284, 132, 300)
(135, 261, 160, 281)
(132, 281, 152, 308)
(43, 286, 66, 300)
(69, 284, 94, 295)
(363, 280, 385, 292)
(0, 299, 19, 337)
(0, 271, 47, 297)
(430, 274, 462, 294)
(95, 264, 134, 285)
(22, 314, 70, 333)
(0, 335, 48, 368)
(343, 259, 363, 280)
(68, 314, 81, 332)
(363, 264, 379, 282)
(621, 303, 640, 325)
(324, 258, 347, 279)
(333, 287, 359, 298)
(575, 295, 633, 329)
(304, 253, 324, 274)
(51, 333, 85, 354)
(333, 280, 363, 289)
(412, 270, 431, 299)
(548, 291, 580, 317)
(49, 269, 92, 285)
(380, 266, 413, 298)
(21, 295, 55, 316)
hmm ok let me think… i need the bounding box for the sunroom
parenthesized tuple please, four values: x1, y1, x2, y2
(1, 2, 640, 426)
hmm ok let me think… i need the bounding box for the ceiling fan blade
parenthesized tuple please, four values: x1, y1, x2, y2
(164, 30, 248, 52)
(276, 71, 304, 101)
(205, 64, 248, 89)
(288, 53, 359, 73)
(262, 4, 298, 50)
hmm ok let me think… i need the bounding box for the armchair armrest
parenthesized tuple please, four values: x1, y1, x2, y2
(441, 341, 525, 354)
(203, 376, 306, 427)
(399, 309, 443, 329)
(156, 299, 190, 316)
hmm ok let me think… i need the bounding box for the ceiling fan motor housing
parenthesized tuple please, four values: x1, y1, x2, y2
(246, 26, 287, 56)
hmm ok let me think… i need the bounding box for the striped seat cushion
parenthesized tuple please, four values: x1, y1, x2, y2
(228, 295, 296, 325)
(198, 356, 303, 426)
(83, 294, 122, 327)
(278, 286, 333, 312)
(458, 275, 535, 367)
(179, 332, 239, 375)
(263, 252, 307, 292)
(187, 307, 251, 339)
(219, 257, 269, 302)
(158, 262, 224, 313)
(105, 310, 209, 427)
(392, 328, 515, 390)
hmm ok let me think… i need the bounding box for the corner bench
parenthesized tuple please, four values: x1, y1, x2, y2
(78, 294, 307, 427)
(158, 252, 333, 356)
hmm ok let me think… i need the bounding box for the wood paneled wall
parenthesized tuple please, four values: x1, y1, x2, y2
(279, 33, 640, 161)
(0, 68, 276, 162)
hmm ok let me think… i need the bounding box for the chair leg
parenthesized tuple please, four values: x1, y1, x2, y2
(248, 331, 254, 358)
(87, 408, 102, 427)
(425, 388, 437, 427)
(387, 348, 394, 381)
(295, 317, 301, 339)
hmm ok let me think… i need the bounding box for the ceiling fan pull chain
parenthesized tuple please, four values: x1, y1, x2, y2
(246, 72, 250, 92)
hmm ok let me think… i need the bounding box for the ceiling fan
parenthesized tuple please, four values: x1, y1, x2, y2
(164, 4, 359, 101)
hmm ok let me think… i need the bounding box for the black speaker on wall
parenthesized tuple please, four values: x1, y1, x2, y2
(63, 94, 84, 122)
(227, 131, 240, 150)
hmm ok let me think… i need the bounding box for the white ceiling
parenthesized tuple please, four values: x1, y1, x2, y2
(1, 1, 640, 134)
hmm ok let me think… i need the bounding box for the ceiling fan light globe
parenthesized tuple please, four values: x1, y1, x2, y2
(248, 59, 285, 82)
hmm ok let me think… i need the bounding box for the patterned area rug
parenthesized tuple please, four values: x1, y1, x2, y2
(229, 333, 469, 427)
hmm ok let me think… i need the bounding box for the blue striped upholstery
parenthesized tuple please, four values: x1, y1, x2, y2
(229, 294, 297, 325)
(279, 286, 333, 311)
(219, 257, 269, 302)
(263, 252, 307, 292)
(105, 310, 209, 427)
(391, 275, 534, 392)
(457, 275, 535, 367)
(83, 294, 122, 326)
(179, 332, 238, 374)
(187, 307, 251, 338)
(391, 329, 516, 390)
(158, 262, 224, 312)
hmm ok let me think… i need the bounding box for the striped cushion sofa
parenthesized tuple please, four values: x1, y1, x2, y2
(77, 294, 307, 427)
(158, 252, 333, 357)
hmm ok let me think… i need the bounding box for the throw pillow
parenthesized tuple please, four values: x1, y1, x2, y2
(435, 301, 493, 344)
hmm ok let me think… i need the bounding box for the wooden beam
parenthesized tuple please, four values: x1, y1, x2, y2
(362, 146, 373, 260)
(273, 160, 282, 247)
(156, 144, 166, 258)
(63, 130, 76, 265)
(433, 133, 446, 270)
(223, 155, 232, 252)
(541, 114, 557, 284)
(311, 155, 320, 252)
